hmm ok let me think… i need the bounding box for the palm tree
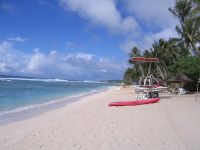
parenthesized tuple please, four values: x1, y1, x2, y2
(124, 68, 140, 85)
(148, 38, 184, 81)
(124, 47, 142, 84)
(169, 0, 193, 25)
(169, 0, 200, 56)
(174, 17, 200, 55)
(128, 47, 141, 58)
(128, 47, 145, 77)
(149, 39, 168, 81)
(190, 0, 200, 18)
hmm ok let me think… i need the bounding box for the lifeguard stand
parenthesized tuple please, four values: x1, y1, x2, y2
(131, 57, 166, 98)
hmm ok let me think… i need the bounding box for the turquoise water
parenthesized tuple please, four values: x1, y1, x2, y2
(0, 78, 110, 118)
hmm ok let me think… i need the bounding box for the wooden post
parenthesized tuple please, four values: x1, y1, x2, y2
(196, 78, 200, 101)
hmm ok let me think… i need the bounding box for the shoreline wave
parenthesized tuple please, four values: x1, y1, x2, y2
(0, 89, 104, 118)
(0, 77, 108, 84)
(0, 85, 121, 126)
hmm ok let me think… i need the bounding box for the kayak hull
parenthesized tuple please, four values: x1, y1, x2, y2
(109, 98, 160, 107)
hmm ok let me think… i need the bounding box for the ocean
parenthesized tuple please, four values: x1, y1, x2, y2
(0, 77, 113, 124)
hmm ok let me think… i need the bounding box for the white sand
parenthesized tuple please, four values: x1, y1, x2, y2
(0, 87, 200, 150)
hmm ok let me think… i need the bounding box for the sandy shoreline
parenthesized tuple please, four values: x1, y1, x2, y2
(0, 87, 200, 150)
(0, 87, 111, 125)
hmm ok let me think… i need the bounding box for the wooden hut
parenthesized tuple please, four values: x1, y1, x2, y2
(168, 73, 193, 94)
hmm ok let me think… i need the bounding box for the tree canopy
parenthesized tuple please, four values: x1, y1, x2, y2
(124, 0, 200, 91)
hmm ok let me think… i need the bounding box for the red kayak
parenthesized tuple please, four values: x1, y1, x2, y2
(109, 98, 160, 107)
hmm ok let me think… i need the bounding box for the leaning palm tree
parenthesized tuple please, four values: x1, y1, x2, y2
(190, 0, 200, 18)
(150, 39, 169, 81)
(174, 17, 200, 55)
(169, 0, 193, 25)
(169, 0, 200, 56)
(149, 38, 183, 82)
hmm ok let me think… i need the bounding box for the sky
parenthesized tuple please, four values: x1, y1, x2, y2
(0, 0, 178, 80)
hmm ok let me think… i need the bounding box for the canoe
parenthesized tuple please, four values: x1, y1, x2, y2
(108, 98, 160, 107)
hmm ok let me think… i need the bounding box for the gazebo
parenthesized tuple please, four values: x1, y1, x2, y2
(168, 73, 193, 83)
(168, 73, 193, 94)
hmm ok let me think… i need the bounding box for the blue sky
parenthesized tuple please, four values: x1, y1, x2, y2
(0, 0, 178, 80)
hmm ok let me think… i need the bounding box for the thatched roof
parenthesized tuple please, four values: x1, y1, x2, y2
(168, 73, 193, 83)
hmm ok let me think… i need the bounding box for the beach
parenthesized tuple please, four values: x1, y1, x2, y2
(0, 87, 200, 150)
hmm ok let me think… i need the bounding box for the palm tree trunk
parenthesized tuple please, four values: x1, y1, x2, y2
(147, 63, 152, 76)
(191, 43, 200, 56)
(139, 63, 145, 77)
(156, 65, 165, 80)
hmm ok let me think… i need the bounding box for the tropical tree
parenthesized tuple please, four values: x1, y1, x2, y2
(128, 47, 145, 77)
(146, 38, 182, 81)
(169, 56, 200, 90)
(124, 68, 140, 85)
(169, 0, 193, 24)
(169, 0, 200, 55)
(123, 47, 142, 84)
(174, 17, 200, 55)
(128, 46, 141, 58)
(124, 0, 200, 87)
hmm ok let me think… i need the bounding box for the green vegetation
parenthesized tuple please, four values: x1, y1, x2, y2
(124, 0, 200, 91)
(169, 56, 200, 90)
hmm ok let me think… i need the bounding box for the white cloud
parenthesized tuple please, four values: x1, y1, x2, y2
(7, 36, 28, 43)
(0, 63, 9, 73)
(0, 2, 15, 13)
(66, 41, 75, 49)
(27, 51, 47, 73)
(146, 28, 177, 41)
(124, 0, 177, 29)
(59, 0, 178, 52)
(25, 51, 125, 79)
(59, 0, 138, 35)
(0, 41, 13, 52)
(143, 27, 178, 49)
(67, 52, 94, 61)
(120, 40, 138, 53)
(99, 69, 108, 73)
(0, 39, 125, 80)
(0, 41, 29, 73)
(120, 26, 178, 52)
(117, 0, 179, 51)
